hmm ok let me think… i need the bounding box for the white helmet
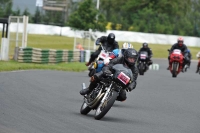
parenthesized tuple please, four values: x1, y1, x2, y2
(120, 42, 134, 57)
(122, 42, 133, 49)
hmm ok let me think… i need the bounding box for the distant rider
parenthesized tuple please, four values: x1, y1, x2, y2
(118, 42, 134, 57)
(85, 33, 119, 66)
(138, 42, 153, 66)
(80, 48, 139, 102)
(167, 37, 189, 70)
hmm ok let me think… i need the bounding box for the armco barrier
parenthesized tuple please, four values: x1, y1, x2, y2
(17, 47, 83, 63)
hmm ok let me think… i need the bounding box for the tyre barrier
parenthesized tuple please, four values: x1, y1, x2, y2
(17, 47, 82, 63)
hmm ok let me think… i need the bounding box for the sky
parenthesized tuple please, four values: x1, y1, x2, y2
(12, 0, 37, 14)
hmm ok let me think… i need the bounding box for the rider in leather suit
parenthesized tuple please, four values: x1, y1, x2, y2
(167, 37, 189, 70)
(85, 33, 119, 66)
(138, 42, 153, 66)
(80, 48, 139, 101)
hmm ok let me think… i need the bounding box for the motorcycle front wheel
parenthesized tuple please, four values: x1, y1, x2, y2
(172, 62, 178, 78)
(80, 100, 92, 115)
(139, 63, 144, 75)
(94, 91, 118, 120)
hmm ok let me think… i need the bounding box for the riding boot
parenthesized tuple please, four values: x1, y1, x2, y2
(80, 81, 98, 95)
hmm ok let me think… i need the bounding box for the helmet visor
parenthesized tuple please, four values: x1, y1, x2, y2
(127, 57, 136, 63)
(178, 41, 183, 46)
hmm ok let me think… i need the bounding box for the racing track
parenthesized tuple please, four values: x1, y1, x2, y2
(0, 59, 200, 133)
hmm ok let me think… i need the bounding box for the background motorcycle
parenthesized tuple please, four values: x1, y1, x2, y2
(88, 47, 119, 77)
(88, 44, 112, 77)
(80, 64, 133, 120)
(137, 51, 149, 75)
(168, 49, 184, 77)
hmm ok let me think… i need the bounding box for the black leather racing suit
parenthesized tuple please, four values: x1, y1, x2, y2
(88, 56, 138, 101)
(88, 36, 119, 64)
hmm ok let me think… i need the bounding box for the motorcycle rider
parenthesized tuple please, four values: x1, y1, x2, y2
(167, 37, 189, 70)
(80, 48, 139, 101)
(138, 42, 153, 66)
(104, 42, 134, 66)
(196, 51, 200, 73)
(118, 42, 134, 57)
(85, 33, 119, 66)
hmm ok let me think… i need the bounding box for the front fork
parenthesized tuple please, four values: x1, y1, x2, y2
(101, 83, 113, 104)
(172, 62, 179, 71)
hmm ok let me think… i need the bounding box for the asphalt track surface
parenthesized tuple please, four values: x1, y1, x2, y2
(0, 59, 200, 133)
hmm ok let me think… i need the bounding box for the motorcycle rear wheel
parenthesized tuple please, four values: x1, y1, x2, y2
(94, 91, 118, 120)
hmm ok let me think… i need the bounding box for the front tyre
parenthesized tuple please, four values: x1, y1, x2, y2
(139, 63, 144, 75)
(172, 62, 178, 78)
(80, 101, 92, 115)
(94, 91, 118, 120)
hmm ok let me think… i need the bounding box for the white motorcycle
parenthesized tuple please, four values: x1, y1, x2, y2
(88, 44, 112, 77)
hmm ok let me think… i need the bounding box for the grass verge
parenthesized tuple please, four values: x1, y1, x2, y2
(0, 60, 88, 72)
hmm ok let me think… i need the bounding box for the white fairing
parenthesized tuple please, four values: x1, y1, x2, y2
(173, 49, 181, 55)
(196, 52, 200, 58)
(99, 50, 109, 60)
(104, 57, 112, 65)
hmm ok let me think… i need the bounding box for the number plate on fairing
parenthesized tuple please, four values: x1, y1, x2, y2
(140, 54, 147, 59)
(117, 72, 130, 85)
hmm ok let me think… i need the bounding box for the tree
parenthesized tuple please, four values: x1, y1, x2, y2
(67, 0, 107, 32)
(12, 7, 21, 16)
(0, 0, 13, 17)
(99, 0, 198, 36)
(32, 7, 42, 24)
(190, 0, 200, 36)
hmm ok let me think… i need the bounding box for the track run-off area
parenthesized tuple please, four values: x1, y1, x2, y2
(0, 59, 199, 133)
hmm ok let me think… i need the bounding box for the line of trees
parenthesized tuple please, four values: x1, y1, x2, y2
(0, 0, 200, 36)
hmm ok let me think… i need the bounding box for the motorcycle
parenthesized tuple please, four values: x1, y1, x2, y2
(168, 49, 184, 77)
(80, 64, 133, 120)
(88, 45, 119, 77)
(137, 51, 149, 75)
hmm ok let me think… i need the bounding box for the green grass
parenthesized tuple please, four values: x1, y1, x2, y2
(7, 33, 200, 59)
(26, 34, 200, 59)
(0, 60, 88, 72)
(2, 33, 200, 72)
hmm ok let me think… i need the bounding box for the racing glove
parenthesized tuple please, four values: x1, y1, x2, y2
(126, 81, 136, 92)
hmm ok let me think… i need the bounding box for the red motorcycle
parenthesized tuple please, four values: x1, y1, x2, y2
(168, 49, 184, 77)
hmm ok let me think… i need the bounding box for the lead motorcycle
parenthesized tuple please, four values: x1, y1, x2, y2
(80, 64, 133, 120)
(137, 51, 149, 75)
